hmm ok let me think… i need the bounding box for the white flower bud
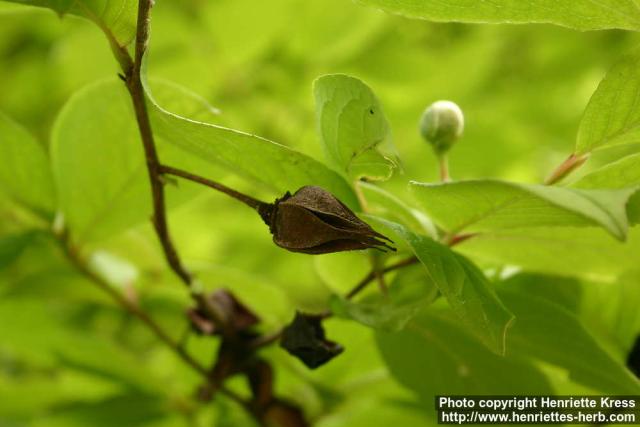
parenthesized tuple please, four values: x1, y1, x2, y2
(419, 100, 464, 155)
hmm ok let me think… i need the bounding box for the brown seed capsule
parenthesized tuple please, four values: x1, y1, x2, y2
(280, 312, 343, 369)
(247, 360, 310, 426)
(262, 399, 309, 427)
(258, 186, 395, 255)
(187, 289, 259, 336)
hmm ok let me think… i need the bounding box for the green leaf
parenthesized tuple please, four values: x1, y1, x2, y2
(457, 227, 640, 282)
(141, 66, 359, 208)
(497, 276, 640, 394)
(314, 251, 371, 296)
(357, 182, 437, 237)
(51, 79, 207, 242)
(0, 0, 137, 47)
(0, 299, 161, 393)
(0, 112, 55, 215)
(42, 393, 169, 427)
(574, 153, 640, 224)
(576, 153, 640, 189)
(376, 312, 552, 415)
(331, 264, 438, 332)
(580, 270, 640, 357)
(0, 373, 118, 420)
(410, 179, 635, 241)
(577, 51, 640, 154)
(370, 217, 514, 354)
(51, 80, 149, 242)
(352, 0, 640, 31)
(0, 231, 38, 270)
(313, 74, 396, 181)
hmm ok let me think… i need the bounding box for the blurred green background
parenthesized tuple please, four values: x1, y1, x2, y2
(0, 1, 639, 426)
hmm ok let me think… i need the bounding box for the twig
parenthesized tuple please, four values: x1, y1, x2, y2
(346, 256, 419, 299)
(125, 0, 189, 285)
(60, 235, 209, 377)
(251, 228, 475, 350)
(251, 256, 419, 350)
(122, 0, 227, 330)
(57, 233, 251, 411)
(545, 152, 589, 185)
(159, 165, 268, 210)
(249, 329, 284, 349)
(445, 232, 476, 247)
(369, 253, 388, 297)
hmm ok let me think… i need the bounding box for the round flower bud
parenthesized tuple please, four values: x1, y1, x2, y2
(419, 100, 464, 155)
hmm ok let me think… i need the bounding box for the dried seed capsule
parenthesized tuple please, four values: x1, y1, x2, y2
(187, 289, 259, 335)
(258, 186, 395, 255)
(280, 312, 343, 369)
(420, 100, 464, 155)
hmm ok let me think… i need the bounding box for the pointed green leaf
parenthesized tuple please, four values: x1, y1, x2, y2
(357, 181, 437, 237)
(331, 264, 438, 332)
(0, 0, 137, 47)
(457, 227, 640, 282)
(576, 153, 640, 189)
(51, 80, 149, 242)
(574, 153, 640, 224)
(376, 312, 552, 416)
(577, 51, 640, 154)
(142, 67, 358, 208)
(0, 112, 55, 216)
(353, 0, 640, 31)
(0, 231, 38, 271)
(371, 217, 514, 354)
(410, 179, 635, 241)
(498, 276, 640, 394)
(51, 79, 210, 242)
(314, 74, 396, 181)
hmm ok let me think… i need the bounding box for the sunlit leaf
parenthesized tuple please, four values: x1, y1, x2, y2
(0, 0, 137, 47)
(314, 74, 396, 181)
(370, 217, 514, 354)
(457, 227, 640, 282)
(410, 179, 635, 241)
(357, 182, 437, 237)
(0, 231, 38, 271)
(0, 112, 55, 216)
(497, 275, 640, 394)
(577, 51, 640, 154)
(331, 264, 438, 332)
(51, 79, 214, 242)
(376, 311, 552, 417)
(574, 153, 640, 224)
(142, 63, 359, 209)
(352, 0, 640, 31)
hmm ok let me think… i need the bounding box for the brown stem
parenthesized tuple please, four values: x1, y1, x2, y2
(253, 234, 474, 350)
(58, 233, 250, 410)
(250, 330, 283, 349)
(126, 0, 188, 285)
(346, 256, 419, 299)
(369, 253, 388, 297)
(159, 165, 268, 211)
(251, 256, 420, 350)
(61, 236, 208, 376)
(123, 0, 227, 331)
(344, 231, 474, 301)
(446, 232, 476, 247)
(544, 152, 590, 185)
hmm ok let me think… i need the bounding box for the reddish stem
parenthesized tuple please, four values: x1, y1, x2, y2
(545, 153, 589, 185)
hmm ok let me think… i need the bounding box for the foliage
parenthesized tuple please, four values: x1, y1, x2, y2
(1, 0, 640, 426)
